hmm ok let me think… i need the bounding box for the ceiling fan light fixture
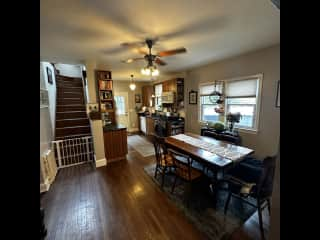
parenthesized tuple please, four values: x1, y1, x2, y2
(152, 68, 159, 76)
(141, 65, 159, 76)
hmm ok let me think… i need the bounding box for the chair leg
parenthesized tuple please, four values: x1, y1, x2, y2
(171, 175, 178, 194)
(187, 182, 193, 208)
(224, 192, 232, 215)
(161, 168, 166, 188)
(154, 165, 158, 178)
(267, 198, 271, 215)
(257, 200, 265, 240)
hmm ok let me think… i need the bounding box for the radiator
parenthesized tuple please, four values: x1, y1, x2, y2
(52, 136, 94, 168)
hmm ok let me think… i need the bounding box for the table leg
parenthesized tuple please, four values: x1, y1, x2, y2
(210, 168, 219, 208)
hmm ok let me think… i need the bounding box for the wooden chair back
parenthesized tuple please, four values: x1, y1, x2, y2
(152, 135, 167, 166)
(168, 148, 193, 181)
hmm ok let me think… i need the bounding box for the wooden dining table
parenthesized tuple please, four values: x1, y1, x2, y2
(164, 132, 254, 207)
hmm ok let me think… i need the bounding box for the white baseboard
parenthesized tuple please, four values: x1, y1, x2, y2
(40, 178, 50, 193)
(96, 158, 107, 168)
(128, 128, 139, 132)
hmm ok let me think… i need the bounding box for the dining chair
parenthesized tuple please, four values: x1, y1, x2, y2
(168, 148, 203, 206)
(223, 155, 277, 240)
(152, 135, 175, 188)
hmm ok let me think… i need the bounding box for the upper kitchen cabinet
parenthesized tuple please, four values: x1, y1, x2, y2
(142, 85, 154, 107)
(161, 78, 184, 108)
(162, 79, 177, 92)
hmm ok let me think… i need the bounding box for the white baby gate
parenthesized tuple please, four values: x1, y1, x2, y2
(52, 136, 95, 168)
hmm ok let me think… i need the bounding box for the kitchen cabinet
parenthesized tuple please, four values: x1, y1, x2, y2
(156, 78, 184, 109)
(146, 117, 155, 135)
(103, 125, 128, 163)
(142, 85, 154, 107)
(162, 79, 176, 92)
(139, 116, 155, 135)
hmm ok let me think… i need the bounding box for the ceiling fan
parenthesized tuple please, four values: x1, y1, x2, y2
(120, 38, 187, 67)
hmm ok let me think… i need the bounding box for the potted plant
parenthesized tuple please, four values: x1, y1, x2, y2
(226, 112, 242, 132)
(212, 122, 225, 133)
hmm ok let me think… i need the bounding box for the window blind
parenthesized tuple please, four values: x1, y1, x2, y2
(200, 83, 223, 96)
(225, 78, 258, 98)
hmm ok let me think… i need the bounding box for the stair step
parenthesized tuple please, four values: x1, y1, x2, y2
(57, 92, 83, 99)
(56, 81, 83, 88)
(56, 118, 90, 128)
(57, 98, 84, 105)
(57, 87, 84, 93)
(55, 133, 92, 141)
(56, 111, 87, 119)
(56, 76, 82, 82)
(56, 105, 86, 112)
(55, 125, 91, 137)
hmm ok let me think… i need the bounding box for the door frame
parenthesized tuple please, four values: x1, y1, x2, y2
(114, 91, 130, 129)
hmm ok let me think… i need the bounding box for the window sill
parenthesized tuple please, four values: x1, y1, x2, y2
(237, 128, 258, 134)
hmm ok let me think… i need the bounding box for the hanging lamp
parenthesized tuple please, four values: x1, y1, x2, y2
(129, 74, 136, 91)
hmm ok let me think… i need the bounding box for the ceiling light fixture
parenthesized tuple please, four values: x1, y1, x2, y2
(141, 64, 159, 76)
(129, 74, 136, 91)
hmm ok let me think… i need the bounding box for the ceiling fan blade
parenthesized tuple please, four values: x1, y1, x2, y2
(121, 57, 144, 63)
(137, 48, 148, 55)
(120, 41, 145, 48)
(155, 58, 167, 66)
(157, 47, 187, 57)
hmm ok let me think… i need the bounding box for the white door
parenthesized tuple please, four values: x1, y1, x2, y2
(114, 92, 129, 128)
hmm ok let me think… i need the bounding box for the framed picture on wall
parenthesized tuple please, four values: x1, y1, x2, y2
(276, 80, 280, 108)
(189, 90, 197, 104)
(135, 94, 141, 103)
(46, 67, 53, 85)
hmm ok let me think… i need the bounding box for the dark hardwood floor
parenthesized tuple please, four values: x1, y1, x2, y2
(41, 134, 269, 240)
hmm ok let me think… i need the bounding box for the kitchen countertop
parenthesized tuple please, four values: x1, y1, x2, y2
(103, 124, 127, 132)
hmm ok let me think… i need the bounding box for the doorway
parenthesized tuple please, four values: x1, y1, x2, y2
(114, 92, 129, 128)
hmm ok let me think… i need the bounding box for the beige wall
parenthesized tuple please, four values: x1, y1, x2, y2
(184, 45, 280, 158)
(113, 81, 151, 131)
(85, 60, 106, 165)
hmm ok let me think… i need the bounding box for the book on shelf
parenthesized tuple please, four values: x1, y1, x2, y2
(99, 80, 112, 90)
(100, 90, 113, 100)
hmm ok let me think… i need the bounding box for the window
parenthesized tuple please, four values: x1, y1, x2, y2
(199, 74, 262, 132)
(225, 76, 261, 131)
(199, 83, 223, 122)
(155, 84, 162, 111)
(114, 96, 125, 115)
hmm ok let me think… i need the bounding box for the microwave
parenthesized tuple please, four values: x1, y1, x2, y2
(161, 91, 174, 103)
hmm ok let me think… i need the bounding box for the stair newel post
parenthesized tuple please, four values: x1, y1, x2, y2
(55, 141, 62, 168)
(84, 136, 90, 162)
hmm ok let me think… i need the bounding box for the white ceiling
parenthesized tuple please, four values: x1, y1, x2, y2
(40, 0, 280, 81)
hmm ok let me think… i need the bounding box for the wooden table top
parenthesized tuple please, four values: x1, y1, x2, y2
(165, 132, 254, 168)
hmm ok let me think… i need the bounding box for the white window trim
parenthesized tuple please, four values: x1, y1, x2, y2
(198, 74, 263, 134)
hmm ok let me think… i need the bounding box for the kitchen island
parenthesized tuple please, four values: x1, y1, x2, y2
(103, 124, 128, 163)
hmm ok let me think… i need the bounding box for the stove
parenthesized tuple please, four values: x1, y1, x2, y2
(155, 116, 184, 137)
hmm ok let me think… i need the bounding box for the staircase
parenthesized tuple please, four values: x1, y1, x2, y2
(55, 75, 92, 140)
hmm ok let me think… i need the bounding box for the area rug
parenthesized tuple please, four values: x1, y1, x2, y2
(143, 163, 256, 240)
(127, 135, 155, 157)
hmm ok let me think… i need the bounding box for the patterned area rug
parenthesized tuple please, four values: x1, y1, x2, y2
(144, 164, 256, 240)
(128, 135, 155, 157)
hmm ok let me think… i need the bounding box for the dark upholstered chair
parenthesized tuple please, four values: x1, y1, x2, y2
(223, 155, 277, 240)
(152, 135, 174, 188)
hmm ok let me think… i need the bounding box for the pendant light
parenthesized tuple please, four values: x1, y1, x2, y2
(129, 74, 136, 91)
